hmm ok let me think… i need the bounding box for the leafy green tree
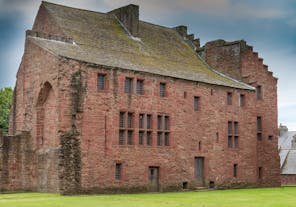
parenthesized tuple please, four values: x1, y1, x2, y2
(0, 87, 13, 133)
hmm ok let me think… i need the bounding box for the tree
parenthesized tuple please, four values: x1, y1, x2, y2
(0, 87, 13, 133)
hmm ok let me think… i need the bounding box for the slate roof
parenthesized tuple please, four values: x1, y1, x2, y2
(278, 131, 296, 174)
(29, 1, 254, 90)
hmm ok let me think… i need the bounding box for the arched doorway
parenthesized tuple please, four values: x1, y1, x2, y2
(35, 82, 59, 192)
(36, 82, 58, 148)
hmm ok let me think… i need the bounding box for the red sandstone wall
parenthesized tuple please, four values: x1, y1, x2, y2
(240, 44, 280, 187)
(77, 64, 264, 192)
(32, 4, 65, 37)
(6, 37, 62, 192)
(202, 40, 280, 187)
(281, 175, 296, 185)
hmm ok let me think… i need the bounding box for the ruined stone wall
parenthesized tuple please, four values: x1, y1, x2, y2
(281, 175, 296, 185)
(0, 131, 35, 192)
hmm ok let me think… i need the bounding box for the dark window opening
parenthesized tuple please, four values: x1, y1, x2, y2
(257, 133, 262, 141)
(157, 115, 162, 130)
(97, 74, 106, 90)
(268, 135, 273, 141)
(147, 132, 152, 146)
(211, 89, 214, 95)
(257, 116, 262, 132)
(147, 114, 152, 129)
(234, 136, 239, 148)
(164, 116, 169, 130)
(234, 122, 238, 135)
(119, 130, 124, 145)
(209, 181, 215, 189)
(194, 96, 200, 111)
(127, 112, 133, 128)
(136, 79, 144, 95)
(160, 83, 166, 97)
(125, 77, 133, 94)
(157, 132, 162, 146)
(256, 85, 262, 100)
(258, 167, 262, 179)
(239, 94, 245, 107)
(115, 163, 122, 180)
(233, 164, 238, 177)
(228, 136, 233, 148)
(139, 114, 144, 129)
(228, 121, 232, 135)
(119, 112, 125, 128)
(164, 133, 169, 146)
(182, 182, 188, 189)
(127, 131, 133, 145)
(227, 92, 232, 105)
(198, 141, 202, 150)
(139, 131, 144, 145)
(184, 91, 187, 98)
(216, 132, 219, 143)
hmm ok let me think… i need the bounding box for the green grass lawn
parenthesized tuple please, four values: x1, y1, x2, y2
(0, 187, 295, 207)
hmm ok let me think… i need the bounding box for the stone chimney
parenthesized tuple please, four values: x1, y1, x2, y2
(279, 124, 288, 136)
(292, 135, 296, 149)
(109, 4, 139, 37)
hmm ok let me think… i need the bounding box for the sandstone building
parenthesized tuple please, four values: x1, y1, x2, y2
(0, 2, 280, 194)
(278, 124, 296, 185)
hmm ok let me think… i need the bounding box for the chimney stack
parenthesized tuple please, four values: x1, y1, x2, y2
(109, 4, 139, 37)
(279, 124, 288, 136)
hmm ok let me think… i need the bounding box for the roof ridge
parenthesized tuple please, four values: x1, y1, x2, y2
(42, 1, 105, 15)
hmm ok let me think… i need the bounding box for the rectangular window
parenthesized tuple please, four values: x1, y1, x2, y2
(127, 131, 133, 145)
(164, 116, 169, 130)
(258, 167, 262, 179)
(194, 96, 200, 111)
(228, 136, 232, 148)
(227, 92, 232, 105)
(160, 83, 166, 97)
(139, 131, 144, 145)
(256, 85, 262, 100)
(257, 133, 262, 141)
(125, 77, 133, 94)
(234, 136, 239, 148)
(136, 79, 144, 95)
(157, 132, 162, 146)
(233, 164, 238, 177)
(119, 112, 125, 128)
(164, 133, 169, 146)
(257, 116, 262, 132)
(146, 114, 152, 129)
(234, 122, 238, 135)
(127, 112, 133, 128)
(157, 115, 162, 130)
(139, 114, 144, 129)
(97, 74, 106, 90)
(268, 135, 273, 141)
(239, 94, 245, 107)
(228, 121, 232, 135)
(115, 163, 122, 180)
(147, 132, 152, 146)
(119, 130, 124, 145)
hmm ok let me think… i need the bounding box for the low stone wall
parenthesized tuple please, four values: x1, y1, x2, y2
(281, 174, 296, 185)
(0, 131, 35, 192)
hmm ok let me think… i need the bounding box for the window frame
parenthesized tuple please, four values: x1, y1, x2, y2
(97, 73, 106, 91)
(125, 77, 133, 94)
(160, 82, 166, 97)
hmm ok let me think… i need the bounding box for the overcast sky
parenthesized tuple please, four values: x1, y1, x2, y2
(0, 0, 295, 130)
